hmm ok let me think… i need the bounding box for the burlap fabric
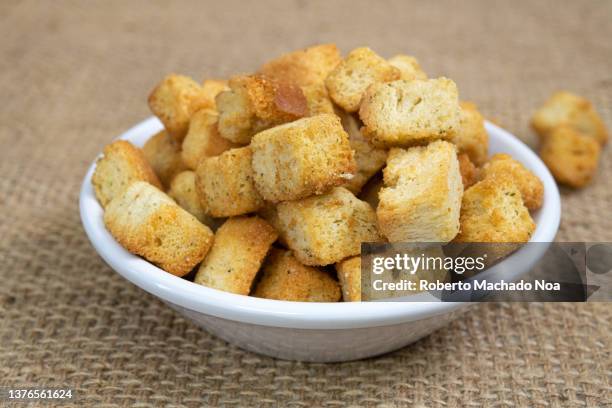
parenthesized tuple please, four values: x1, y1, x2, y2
(1, 1, 610, 406)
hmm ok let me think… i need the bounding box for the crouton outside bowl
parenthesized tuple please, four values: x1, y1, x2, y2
(80, 117, 560, 362)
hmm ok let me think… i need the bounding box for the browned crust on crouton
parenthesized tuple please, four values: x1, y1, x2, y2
(253, 249, 341, 302)
(479, 153, 544, 210)
(539, 126, 601, 188)
(452, 101, 489, 166)
(335, 256, 362, 302)
(458, 153, 478, 189)
(104, 181, 214, 276)
(194, 216, 278, 295)
(142, 130, 188, 188)
(92, 140, 162, 207)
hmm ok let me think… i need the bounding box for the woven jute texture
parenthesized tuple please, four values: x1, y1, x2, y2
(1, 1, 611, 406)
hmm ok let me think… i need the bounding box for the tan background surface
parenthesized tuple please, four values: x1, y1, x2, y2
(1, 0, 611, 406)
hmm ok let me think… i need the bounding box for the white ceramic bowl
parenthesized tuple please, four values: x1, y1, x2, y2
(80, 117, 560, 362)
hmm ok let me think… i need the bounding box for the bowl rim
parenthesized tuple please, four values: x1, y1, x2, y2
(80, 117, 561, 330)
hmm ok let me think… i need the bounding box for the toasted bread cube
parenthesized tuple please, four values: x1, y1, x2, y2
(358, 173, 384, 209)
(181, 109, 239, 170)
(452, 101, 489, 165)
(194, 216, 277, 295)
(479, 153, 544, 210)
(168, 170, 222, 229)
(378, 141, 463, 242)
(104, 182, 213, 276)
(257, 203, 288, 247)
(339, 112, 387, 193)
(142, 130, 188, 188)
(216, 75, 308, 144)
(148, 74, 211, 142)
(325, 47, 400, 112)
(359, 78, 461, 148)
(388, 55, 427, 81)
(458, 153, 477, 189)
(259, 43, 342, 87)
(531, 91, 608, 145)
(253, 249, 341, 302)
(455, 178, 535, 243)
(539, 126, 601, 188)
(277, 187, 381, 265)
(195, 147, 264, 217)
(301, 82, 336, 115)
(201, 79, 229, 108)
(92, 140, 162, 207)
(251, 114, 356, 202)
(335, 256, 362, 302)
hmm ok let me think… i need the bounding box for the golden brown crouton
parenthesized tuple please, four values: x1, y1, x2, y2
(215, 74, 308, 144)
(325, 47, 400, 112)
(142, 130, 188, 188)
(335, 256, 361, 302)
(253, 249, 341, 302)
(201, 79, 229, 108)
(92, 140, 162, 207)
(539, 126, 601, 188)
(458, 153, 478, 189)
(168, 170, 223, 229)
(339, 112, 388, 193)
(479, 153, 544, 210)
(388, 55, 427, 81)
(358, 173, 384, 209)
(251, 114, 356, 202)
(259, 43, 342, 87)
(257, 203, 288, 247)
(148, 74, 212, 142)
(531, 91, 608, 145)
(181, 109, 239, 170)
(301, 82, 336, 115)
(194, 216, 277, 295)
(104, 182, 214, 276)
(277, 187, 381, 266)
(195, 147, 264, 217)
(454, 178, 535, 243)
(378, 141, 463, 242)
(452, 101, 489, 165)
(359, 78, 461, 148)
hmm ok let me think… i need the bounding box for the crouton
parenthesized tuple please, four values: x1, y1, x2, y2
(458, 153, 478, 188)
(277, 187, 381, 265)
(359, 78, 461, 148)
(257, 203, 288, 247)
(92, 140, 162, 207)
(531, 91, 608, 145)
(452, 101, 489, 165)
(479, 153, 544, 210)
(194, 216, 277, 295)
(253, 249, 341, 302)
(301, 82, 336, 115)
(335, 256, 362, 302)
(358, 173, 384, 209)
(181, 109, 239, 170)
(195, 147, 264, 217)
(168, 170, 223, 229)
(142, 130, 188, 188)
(339, 112, 388, 193)
(388, 55, 427, 81)
(104, 181, 214, 276)
(201, 79, 229, 108)
(251, 114, 356, 202)
(454, 178, 535, 243)
(539, 126, 601, 188)
(259, 43, 342, 87)
(148, 74, 212, 142)
(215, 74, 308, 144)
(325, 47, 400, 112)
(378, 141, 463, 242)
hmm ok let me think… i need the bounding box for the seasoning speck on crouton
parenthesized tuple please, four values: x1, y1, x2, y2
(253, 249, 341, 302)
(92, 140, 162, 207)
(104, 181, 214, 276)
(194, 216, 277, 295)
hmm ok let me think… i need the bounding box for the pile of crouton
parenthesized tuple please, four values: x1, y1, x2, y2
(91, 44, 605, 303)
